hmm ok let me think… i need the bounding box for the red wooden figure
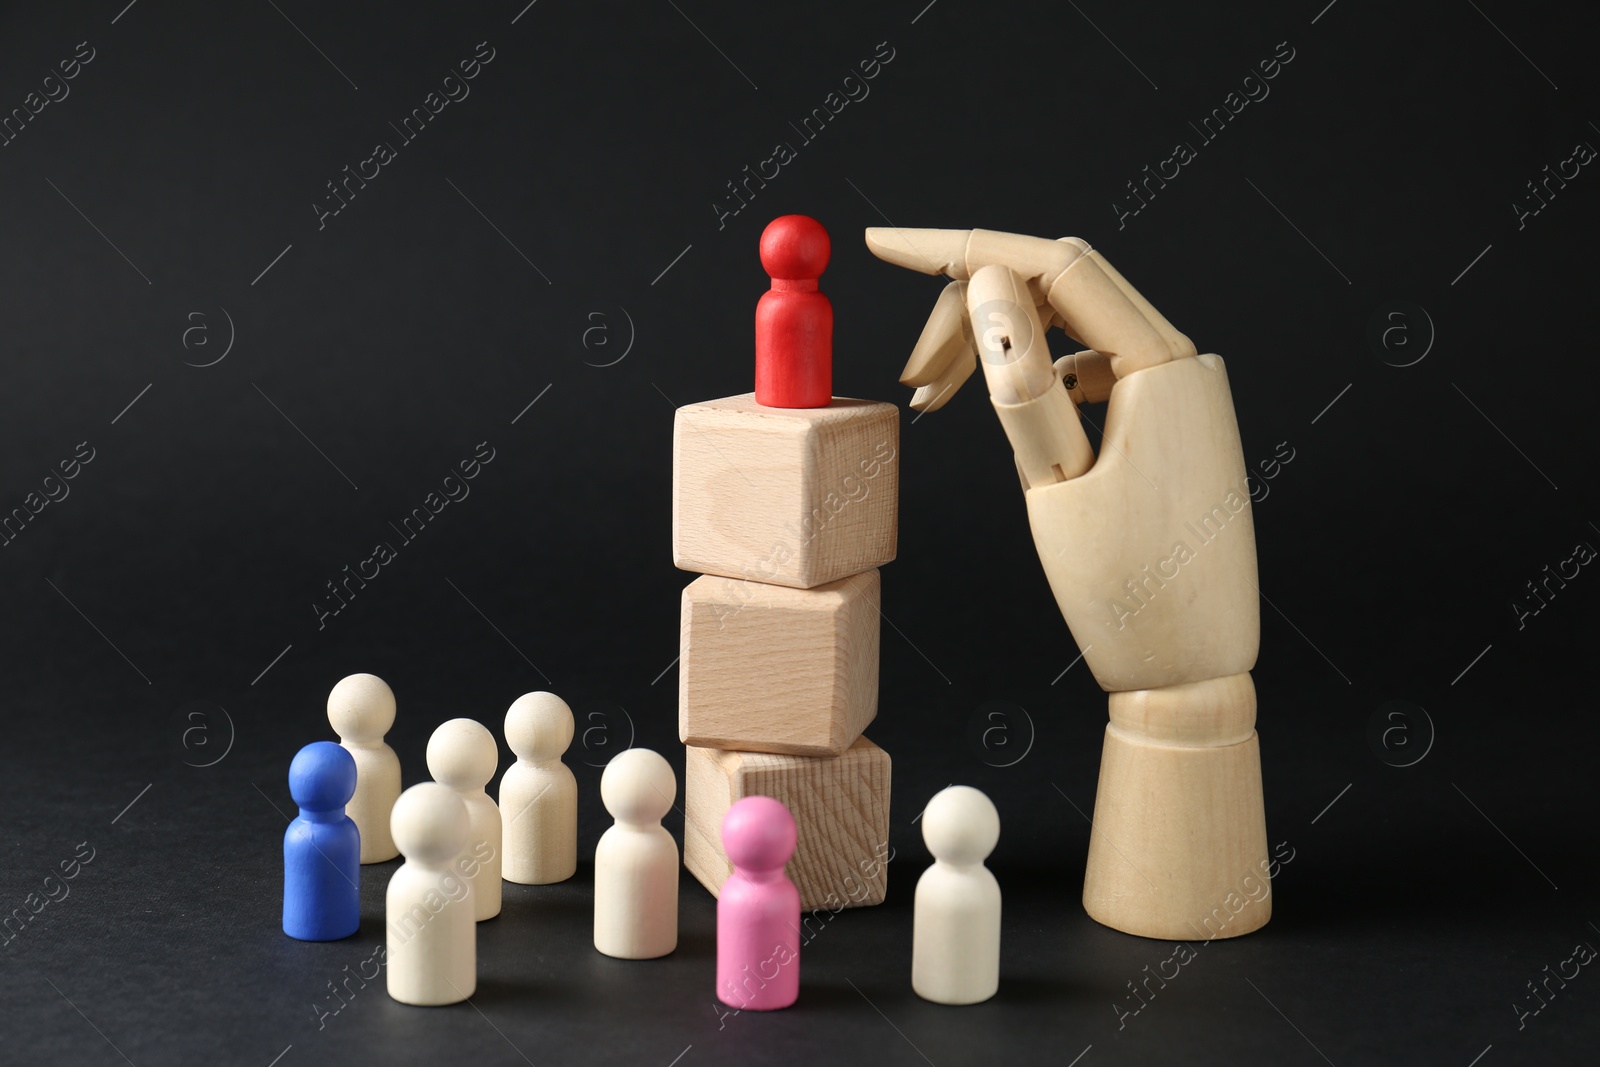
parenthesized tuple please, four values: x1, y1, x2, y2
(755, 215, 832, 408)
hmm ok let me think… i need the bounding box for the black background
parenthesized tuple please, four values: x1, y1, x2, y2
(2, 1, 1598, 1064)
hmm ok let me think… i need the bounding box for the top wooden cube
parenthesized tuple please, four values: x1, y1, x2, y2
(673, 394, 899, 590)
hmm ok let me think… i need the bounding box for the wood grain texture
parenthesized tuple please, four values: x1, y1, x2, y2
(1024, 355, 1260, 693)
(679, 569, 880, 757)
(684, 736, 891, 911)
(1083, 673, 1269, 940)
(1049, 249, 1194, 376)
(1108, 671, 1256, 746)
(672, 394, 899, 590)
(989, 373, 1095, 491)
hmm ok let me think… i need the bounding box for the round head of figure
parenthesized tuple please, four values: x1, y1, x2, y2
(921, 785, 999, 866)
(504, 691, 574, 762)
(288, 740, 357, 812)
(760, 215, 830, 282)
(426, 718, 498, 791)
(326, 673, 396, 744)
(600, 748, 675, 825)
(390, 782, 469, 866)
(721, 795, 796, 874)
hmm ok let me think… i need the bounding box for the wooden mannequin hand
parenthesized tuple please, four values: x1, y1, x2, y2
(866, 227, 1258, 693)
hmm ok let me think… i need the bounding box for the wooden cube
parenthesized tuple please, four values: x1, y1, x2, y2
(684, 736, 891, 910)
(680, 569, 879, 757)
(672, 394, 899, 590)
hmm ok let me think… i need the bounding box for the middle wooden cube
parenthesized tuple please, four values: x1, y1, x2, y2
(679, 569, 879, 757)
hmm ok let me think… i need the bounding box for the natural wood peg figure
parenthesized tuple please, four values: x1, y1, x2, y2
(328, 673, 402, 864)
(425, 718, 502, 921)
(593, 748, 679, 960)
(913, 785, 1001, 1005)
(499, 692, 578, 885)
(867, 227, 1269, 941)
(386, 783, 476, 1006)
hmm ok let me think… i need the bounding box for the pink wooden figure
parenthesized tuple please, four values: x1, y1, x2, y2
(716, 795, 801, 1011)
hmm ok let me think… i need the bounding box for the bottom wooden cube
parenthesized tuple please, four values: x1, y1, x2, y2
(679, 569, 881, 757)
(684, 736, 891, 910)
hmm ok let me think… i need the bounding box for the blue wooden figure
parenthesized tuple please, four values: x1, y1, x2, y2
(283, 740, 361, 940)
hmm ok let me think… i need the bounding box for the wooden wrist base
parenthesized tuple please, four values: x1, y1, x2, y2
(1082, 672, 1270, 940)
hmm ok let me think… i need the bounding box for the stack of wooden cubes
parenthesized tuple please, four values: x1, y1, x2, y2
(673, 393, 900, 909)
